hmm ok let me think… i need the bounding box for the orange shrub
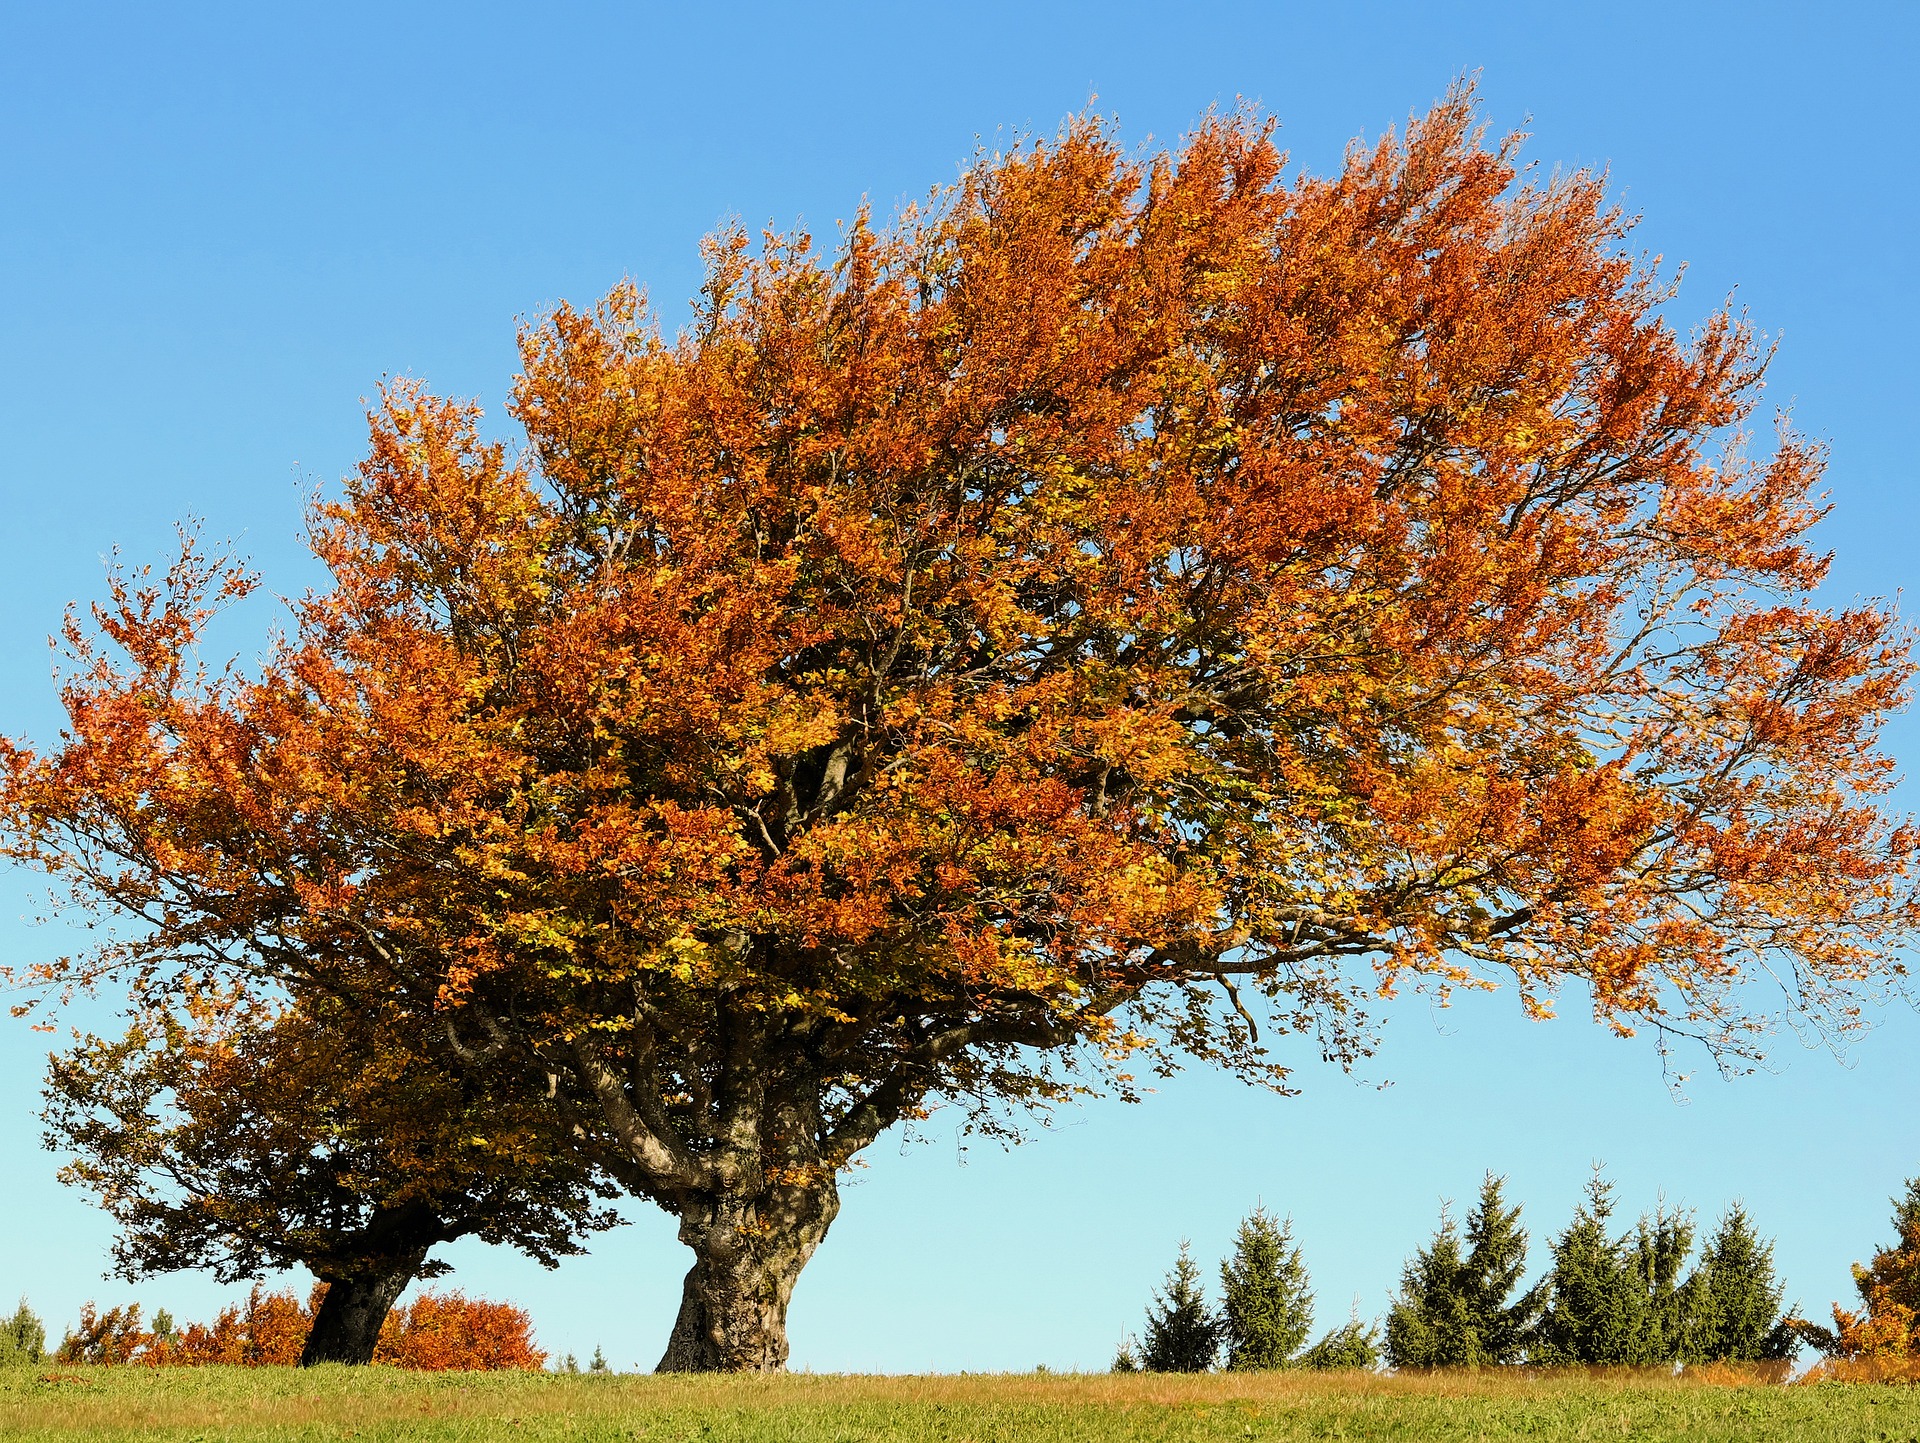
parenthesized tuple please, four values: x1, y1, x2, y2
(374, 1290, 546, 1371)
(57, 1285, 543, 1370)
(56, 1303, 148, 1364)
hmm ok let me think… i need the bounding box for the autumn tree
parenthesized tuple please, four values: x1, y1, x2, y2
(1798, 1176, 1920, 1361)
(43, 990, 615, 1364)
(4, 85, 1915, 1371)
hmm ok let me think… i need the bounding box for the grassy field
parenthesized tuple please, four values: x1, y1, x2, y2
(2, 1366, 1917, 1441)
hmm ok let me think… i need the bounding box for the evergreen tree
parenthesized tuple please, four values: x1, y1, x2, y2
(1462, 1174, 1542, 1364)
(1141, 1241, 1221, 1372)
(1529, 1168, 1644, 1364)
(1626, 1203, 1697, 1364)
(0, 1301, 45, 1366)
(1299, 1309, 1382, 1370)
(1219, 1207, 1314, 1370)
(1530, 1168, 1698, 1366)
(1686, 1204, 1796, 1362)
(1384, 1205, 1473, 1368)
(1385, 1175, 1539, 1368)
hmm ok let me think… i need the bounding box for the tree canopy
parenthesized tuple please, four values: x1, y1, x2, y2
(3, 86, 1912, 1370)
(43, 990, 616, 1362)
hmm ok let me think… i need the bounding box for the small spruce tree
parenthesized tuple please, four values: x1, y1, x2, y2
(1299, 1308, 1382, 1370)
(1685, 1204, 1795, 1362)
(1529, 1168, 1642, 1365)
(0, 1300, 46, 1366)
(1219, 1207, 1314, 1370)
(1385, 1175, 1539, 1368)
(1627, 1201, 1697, 1364)
(1530, 1167, 1698, 1366)
(1384, 1204, 1473, 1368)
(1140, 1241, 1221, 1372)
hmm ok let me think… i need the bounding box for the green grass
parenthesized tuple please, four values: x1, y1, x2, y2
(1, 1366, 1917, 1441)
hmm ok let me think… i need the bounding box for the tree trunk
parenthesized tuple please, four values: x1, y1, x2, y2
(655, 1177, 840, 1372)
(300, 1267, 417, 1366)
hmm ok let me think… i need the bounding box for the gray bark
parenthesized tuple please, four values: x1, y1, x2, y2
(655, 1178, 840, 1372)
(300, 1265, 419, 1366)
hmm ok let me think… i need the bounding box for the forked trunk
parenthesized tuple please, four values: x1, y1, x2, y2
(300, 1266, 417, 1366)
(655, 1177, 840, 1372)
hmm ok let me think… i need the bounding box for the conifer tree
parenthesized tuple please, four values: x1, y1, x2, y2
(1529, 1168, 1643, 1364)
(1140, 1242, 1221, 1372)
(1627, 1203, 1697, 1364)
(1462, 1174, 1542, 1365)
(1686, 1204, 1796, 1361)
(1219, 1207, 1314, 1370)
(1385, 1175, 1539, 1368)
(0, 1301, 45, 1365)
(1530, 1168, 1698, 1365)
(1385, 1205, 1472, 1368)
(1299, 1309, 1382, 1370)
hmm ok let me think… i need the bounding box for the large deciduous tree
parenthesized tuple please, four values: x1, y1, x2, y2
(3, 87, 1913, 1370)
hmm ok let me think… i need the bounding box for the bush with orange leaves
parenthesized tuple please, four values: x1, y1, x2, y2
(57, 1285, 544, 1370)
(375, 1290, 547, 1371)
(1795, 1176, 1920, 1381)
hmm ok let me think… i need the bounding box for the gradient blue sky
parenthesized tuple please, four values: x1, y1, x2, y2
(1, 1, 1916, 1372)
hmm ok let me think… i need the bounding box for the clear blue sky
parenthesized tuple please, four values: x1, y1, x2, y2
(1, 0, 1916, 1372)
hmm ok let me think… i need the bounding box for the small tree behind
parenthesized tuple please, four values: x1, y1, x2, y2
(1219, 1207, 1313, 1370)
(1384, 1205, 1472, 1368)
(1141, 1242, 1221, 1373)
(1299, 1311, 1382, 1370)
(1687, 1204, 1795, 1362)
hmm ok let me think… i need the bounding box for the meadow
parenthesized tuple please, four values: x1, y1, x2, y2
(0, 1367, 1916, 1442)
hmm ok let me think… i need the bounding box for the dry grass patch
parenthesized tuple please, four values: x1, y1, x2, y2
(0, 1364, 1916, 1441)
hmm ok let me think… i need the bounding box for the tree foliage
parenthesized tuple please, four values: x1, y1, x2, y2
(54, 1286, 544, 1369)
(1528, 1169, 1694, 1366)
(0, 1301, 46, 1366)
(1687, 1204, 1796, 1362)
(1298, 1313, 1382, 1370)
(41, 988, 615, 1362)
(4, 85, 1912, 1371)
(1219, 1206, 1313, 1369)
(1386, 1174, 1539, 1368)
(1141, 1242, 1222, 1373)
